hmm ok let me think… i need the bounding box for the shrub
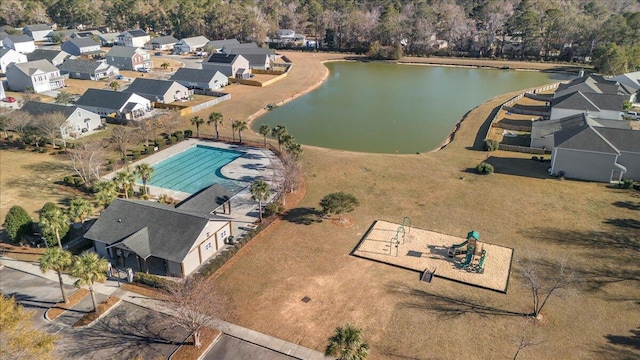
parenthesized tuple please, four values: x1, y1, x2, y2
(106, 164, 113, 171)
(4, 206, 33, 243)
(131, 150, 141, 160)
(619, 179, 635, 189)
(264, 202, 284, 217)
(476, 162, 494, 175)
(175, 132, 184, 142)
(484, 139, 499, 151)
(184, 129, 193, 138)
(155, 137, 166, 146)
(133, 272, 171, 289)
(169, 136, 177, 144)
(63, 175, 74, 185)
(73, 177, 84, 187)
(173, 131, 183, 138)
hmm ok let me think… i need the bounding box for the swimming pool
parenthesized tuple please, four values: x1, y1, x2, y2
(145, 145, 244, 194)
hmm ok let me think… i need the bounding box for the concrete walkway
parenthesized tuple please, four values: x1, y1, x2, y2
(0, 256, 331, 360)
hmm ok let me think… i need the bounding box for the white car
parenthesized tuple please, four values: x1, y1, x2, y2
(137, 67, 151, 73)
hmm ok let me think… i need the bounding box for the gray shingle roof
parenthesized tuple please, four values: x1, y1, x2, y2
(124, 78, 178, 96)
(20, 101, 77, 118)
(206, 53, 239, 64)
(176, 184, 234, 215)
(12, 59, 58, 75)
(75, 88, 138, 109)
(58, 59, 103, 74)
(106, 46, 139, 57)
(66, 37, 99, 48)
(177, 36, 209, 46)
(24, 24, 53, 31)
(6, 34, 33, 43)
(552, 91, 624, 112)
(597, 128, 640, 153)
(151, 35, 178, 45)
(554, 125, 619, 154)
(84, 199, 212, 263)
(27, 49, 70, 63)
(206, 39, 240, 49)
(124, 29, 148, 37)
(239, 53, 269, 67)
(169, 68, 222, 82)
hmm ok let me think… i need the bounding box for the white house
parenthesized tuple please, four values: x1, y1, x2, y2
(549, 91, 626, 120)
(75, 88, 152, 119)
(22, 24, 54, 41)
(124, 78, 190, 103)
(173, 36, 210, 54)
(20, 101, 102, 138)
(202, 53, 250, 79)
(169, 68, 228, 90)
(145, 35, 178, 50)
(60, 38, 101, 56)
(58, 59, 120, 80)
(3, 35, 36, 54)
(0, 48, 28, 73)
(117, 29, 151, 47)
(6, 59, 65, 93)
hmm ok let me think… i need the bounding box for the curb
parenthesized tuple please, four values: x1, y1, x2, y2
(82, 298, 123, 328)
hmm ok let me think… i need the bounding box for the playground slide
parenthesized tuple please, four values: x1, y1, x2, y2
(459, 245, 475, 268)
(447, 240, 468, 257)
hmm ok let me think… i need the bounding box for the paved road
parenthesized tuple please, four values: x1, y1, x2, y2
(204, 335, 298, 360)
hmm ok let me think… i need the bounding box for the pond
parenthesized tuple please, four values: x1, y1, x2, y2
(253, 61, 574, 154)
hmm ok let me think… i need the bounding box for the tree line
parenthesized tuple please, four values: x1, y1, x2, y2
(1, 0, 639, 71)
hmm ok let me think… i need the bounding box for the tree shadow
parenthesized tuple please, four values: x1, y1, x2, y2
(604, 218, 640, 230)
(281, 207, 323, 225)
(470, 104, 502, 151)
(612, 201, 640, 211)
(22, 161, 69, 173)
(605, 328, 640, 351)
(482, 156, 550, 179)
(389, 285, 527, 319)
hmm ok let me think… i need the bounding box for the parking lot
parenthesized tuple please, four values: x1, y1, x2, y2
(203, 335, 298, 360)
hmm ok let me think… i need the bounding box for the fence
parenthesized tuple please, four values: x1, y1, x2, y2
(188, 93, 231, 114)
(194, 133, 281, 155)
(498, 144, 546, 154)
(491, 122, 532, 132)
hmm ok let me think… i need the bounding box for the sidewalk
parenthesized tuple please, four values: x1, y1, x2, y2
(0, 256, 331, 360)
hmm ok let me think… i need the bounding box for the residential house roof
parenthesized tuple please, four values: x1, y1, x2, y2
(84, 199, 213, 263)
(239, 53, 270, 67)
(75, 88, 143, 109)
(177, 36, 209, 46)
(206, 39, 240, 49)
(20, 101, 77, 118)
(24, 24, 53, 31)
(206, 53, 240, 64)
(554, 125, 619, 154)
(150, 35, 178, 45)
(58, 59, 107, 74)
(0, 48, 17, 57)
(74, 30, 101, 38)
(551, 91, 625, 112)
(98, 32, 120, 42)
(276, 29, 295, 37)
(596, 128, 640, 153)
(106, 46, 140, 57)
(176, 184, 234, 216)
(26, 49, 71, 63)
(124, 78, 182, 97)
(223, 45, 275, 56)
(555, 75, 630, 97)
(65, 37, 99, 48)
(11, 59, 58, 75)
(170, 68, 225, 82)
(123, 29, 148, 37)
(610, 71, 640, 91)
(6, 34, 34, 43)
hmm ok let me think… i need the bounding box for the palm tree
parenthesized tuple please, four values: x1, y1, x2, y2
(258, 125, 270, 146)
(286, 142, 303, 159)
(271, 124, 287, 151)
(93, 180, 118, 209)
(39, 207, 69, 249)
(233, 120, 248, 143)
(134, 163, 154, 196)
(280, 133, 296, 152)
(160, 62, 170, 70)
(190, 116, 204, 137)
(250, 180, 271, 222)
(207, 112, 223, 139)
(325, 323, 370, 360)
(114, 171, 136, 199)
(68, 198, 93, 233)
(108, 81, 120, 91)
(70, 252, 108, 313)
(39, 247, 73, 303)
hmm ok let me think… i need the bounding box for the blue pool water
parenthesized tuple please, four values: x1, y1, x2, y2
(145, 145, 244, 194)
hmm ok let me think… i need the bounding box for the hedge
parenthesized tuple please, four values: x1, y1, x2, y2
(133, 272, 171, 289)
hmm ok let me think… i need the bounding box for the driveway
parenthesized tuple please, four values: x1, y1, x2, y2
(0, 267, 72, 333)
(54, 302, 189, 360)
(203, 335, 298, 360)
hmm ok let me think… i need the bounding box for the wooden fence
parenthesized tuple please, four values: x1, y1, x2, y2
(498, 144, 546, 154)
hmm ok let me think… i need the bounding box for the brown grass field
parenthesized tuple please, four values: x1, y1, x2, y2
(1, 53, 639, 359)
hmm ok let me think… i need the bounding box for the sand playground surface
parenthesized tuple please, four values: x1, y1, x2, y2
(353, 220, 514, 292)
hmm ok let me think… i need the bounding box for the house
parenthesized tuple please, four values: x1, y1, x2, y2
(550, 125, 640, 182)
(75, 88, 152, 119)
(46, 29, 77, 43)
(0, 31, 8, 47)
(72, 30, 101, 39)
(117, 29, 150, 47)
(96, 32, 120, 47)
(205, 38, 240, 52)
(106, 46, 152, 70)
(554, 75, 635, 101)
(58, 59, 119, 80)
(549, 91, 626, 120)
(26, 49, 72, 66)
(6, 59, 65, 93)
(145, 35, 178, 50)
(84, 195, 233, 278)
(222, 43, 276, 69)
(0, 48, 28, 73)
(60, 38, 101, 56)
(20, 101, 102, 138)
(22, 24, 54, 41)
(202, 53, 250, 79)
(3, 35, 36, 53)
(530, 113, 631, 150)
(173, 36, 210, 54)
(169, 68, 228, 90)
(124, 78, 190, 103)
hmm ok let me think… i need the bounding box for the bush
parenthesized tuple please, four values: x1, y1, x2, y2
(264, 202, 284, 217)
(169, 136, 177, 144)
(63, 176, 74, 185)
(155, 137, 166, 147)
(173, 131, 183, 138)
(175, 132, 184, 142)
(73, 177, 84, 187)
(106, 164, 113, 171)
(4, 206, 33, 243)
(133, 272, 171, 289)
(131, 150, 141, 160)
(476, 162, 494, 175)
(184, 129, 193, 138)
(484, 139, 499, 151)
(619, 179, 635, 189)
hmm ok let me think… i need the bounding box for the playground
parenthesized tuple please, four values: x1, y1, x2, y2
(352, 219, 514, 292)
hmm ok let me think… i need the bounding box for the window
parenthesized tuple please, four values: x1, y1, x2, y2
(205, 242, 212, 250)
(220, 230, 227, 238)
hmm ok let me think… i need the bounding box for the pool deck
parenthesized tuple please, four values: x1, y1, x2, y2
(102, 139, 283, 240)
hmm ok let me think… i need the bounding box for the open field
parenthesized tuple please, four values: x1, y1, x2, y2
(1, 53, 638, 359)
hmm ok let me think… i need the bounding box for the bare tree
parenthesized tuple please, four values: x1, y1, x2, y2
(273, 152, 303, 206)
(137, 118, 159, 147)
(164, 278, 228, 349)
(109, 126, 137, 165)
(7, 110, 33, 144)
(158, 112, 183, 136)
(35, 112, 68, 149)
(519, 252, 577, 319)
(68, 140, 107, 186)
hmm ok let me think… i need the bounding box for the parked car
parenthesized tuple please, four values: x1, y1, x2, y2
(115, 74, 124, 80)
(2, 97, 16, 103)
(137, 67, 151, 73)
(154, 52, 162, 56)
